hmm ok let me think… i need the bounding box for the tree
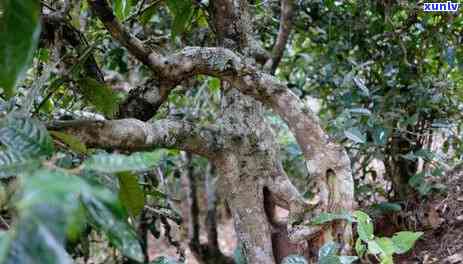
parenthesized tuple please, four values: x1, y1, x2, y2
(2, 1, 444, 263)
(282, 1, 463, 201)
(61, 0, 356, 262)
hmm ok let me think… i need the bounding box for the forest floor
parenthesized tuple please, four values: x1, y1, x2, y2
(402, 168, 463, 264)
(148, 169, 463, 264)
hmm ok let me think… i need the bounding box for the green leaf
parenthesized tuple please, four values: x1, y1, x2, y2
(366, 240, 382, 255)
(0, 150, 40, 178)
(0, 117, 54, 157)
(208, 77, 221, 93)
(281, 255, 308, 264)
(77, 77, 119, 118)
(372, 127, 389, 145)
(139, 2, 161, 25)
(83, 151, 161, 173)
(375, 237, 395, 256)
(319, 241, 338, 258)
(166, 0, 194, 39)
(353, 210, 374, 241)
(5, 218, 74, 264)
(310, 212, 353, 225)
(49, 131, 88, 154)
(117, 171, 145, 217)
(5, 169, 84, 264)
(369, 202, 402, 215)
(344, 127, 366, 144)
(81, 194, 144, 262)
(391, 231, 423, 254)
(112, 0, 134, 20)
(379, 255, 393, 264)
(0, 0, 41, 98)
(18, 169, 84, 210)
(355, 238, 366, 257)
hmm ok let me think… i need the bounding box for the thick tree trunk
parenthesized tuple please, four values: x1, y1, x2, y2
(385, 134, 419, 200)
(63, 1, 357, 263)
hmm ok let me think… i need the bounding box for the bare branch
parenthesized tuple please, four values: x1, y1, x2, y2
(86, 0, 164, 74)
(265, 0, 294, 74)
(48, 119, 224, 158)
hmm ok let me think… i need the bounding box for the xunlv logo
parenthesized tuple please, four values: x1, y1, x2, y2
(424, 2, 460, 12)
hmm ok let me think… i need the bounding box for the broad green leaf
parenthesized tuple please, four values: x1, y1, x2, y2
(81, 194, 144, 262)
(369, 202, 402, 215)
(166, 0, 194, 39)
(372, 127, 389, 145)
(355, 238, 366, 257)
(353, 210, 374, 241)
(139, 1, 161, 25)
(375, 237, 395, 256)
(0, 117, 54, 157)
(117, 171, 145, 217)
(319, 241, 338, 258)
(18, 169, 83, 211)
(344, 127, 366, 144)
(310, 212, 353, 225)
(391, 231, 423, 254)
(0, 150, 40, 178)
(77, 77, 119, 118)
(113, 0, 134, 20)
(366, 240, 382, 255)
(281, 255, 308, 264)
(5, 218, 73, 264)
(0, 0, 41, 98)
(83, 151, 161, 173)
(5, 169, 83, 264)
(380, 256, 393, 264)
(50, 131, 87, 154)
(65, 204, 87, 243)
(208, 78, 221, 93)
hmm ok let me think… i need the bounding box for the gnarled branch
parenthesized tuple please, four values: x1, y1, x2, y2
(48, 119, 224, 158)
(86, 0, 353, 248)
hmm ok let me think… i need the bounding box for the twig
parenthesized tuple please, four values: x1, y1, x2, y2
(0, 216, 10, 229)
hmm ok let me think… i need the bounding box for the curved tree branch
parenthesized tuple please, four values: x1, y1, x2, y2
(48, 119, 224, 158)
(265, 0, 294, 74)
(86, 0, 353, 248)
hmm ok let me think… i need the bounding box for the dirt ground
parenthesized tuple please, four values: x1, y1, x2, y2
(401, 168, 463, 264)
(148, 168, 463, 264)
